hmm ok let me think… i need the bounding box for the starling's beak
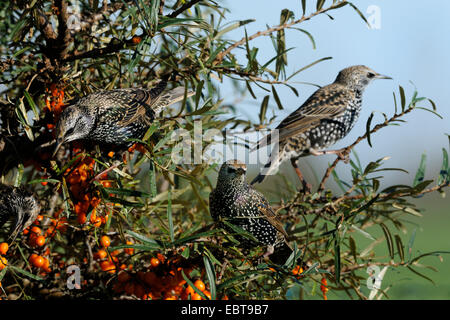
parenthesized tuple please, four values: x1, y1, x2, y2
(52, 137, 64, 157)
(375, 73, 392, 80)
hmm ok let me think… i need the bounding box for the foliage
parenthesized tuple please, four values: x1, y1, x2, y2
(0, 0, 448, 300)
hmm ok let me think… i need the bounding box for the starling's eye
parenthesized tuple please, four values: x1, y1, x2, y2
(367, 72, 375, 78)
(227, 167, 235, 174)
(66, 127, 74, 136)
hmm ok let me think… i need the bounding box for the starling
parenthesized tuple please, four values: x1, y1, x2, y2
(209, 160, 292, 264)
(251, 65, 391, 187)
(54, 80, 194, 155)
(0, 184, 40, 242)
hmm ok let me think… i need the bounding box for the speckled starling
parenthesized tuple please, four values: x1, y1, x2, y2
(251, 65, 392, 186)
(54, 81, 194, 155)
(209, 160, 292, 264)
(0, 184, 40, 242)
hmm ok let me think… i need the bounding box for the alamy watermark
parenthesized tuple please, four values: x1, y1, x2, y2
(168, 121, 280, 174)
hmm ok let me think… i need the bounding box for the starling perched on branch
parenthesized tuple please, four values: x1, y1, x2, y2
(53, 80, 194, 155)
(0, 184, 40, 243)
(251, 65, 392, 189)
(210, 160, 292, 264)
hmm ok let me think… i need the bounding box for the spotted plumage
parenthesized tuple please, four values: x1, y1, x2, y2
(209, 160, 292, 264)
(54, 80, 194, 155)
(0, 184, 40, 243)
(251, 65, 391, 185)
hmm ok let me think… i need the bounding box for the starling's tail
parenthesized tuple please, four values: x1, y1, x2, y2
(151, 87, 195, 114)
(269, 242, 293, 265)
(250, 148, 284, 185)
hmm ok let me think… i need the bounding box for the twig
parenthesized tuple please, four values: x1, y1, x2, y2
(214, 1, 347, 64)
(317, 106, 417, 193)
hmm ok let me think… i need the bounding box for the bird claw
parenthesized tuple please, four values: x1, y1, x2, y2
(337, 149, 350, 163)
(263, 245, 275, 258)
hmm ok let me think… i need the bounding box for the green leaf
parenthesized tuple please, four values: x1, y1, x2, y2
(286, 56, 332, 81)
(203, 255, 216, 300)
(181, 269, 208, 300)
(259, 95, 270, 124)
(399, 86, 406, 111)
(334, 234, 341, 283)
(246, 81, 257, 99)
(437, 148, 449, 185)
(9, 265, 43, 281)
(407, 266, 435, 285)
(271, 85, 284, 110)
(395, 235, 405, 262)
(214, 19, 255, 40)
(316, 0, 326, 10)
(349, 236, 357, 262)
(413, 153, 427, 187)
(167, 188, 174, 243)
(347, 2, 370, 26)
(125, 230, 164, 248)
(366, 112, 375, 147)
(149, 162, 157, 198)
(380, 223, 394, 259)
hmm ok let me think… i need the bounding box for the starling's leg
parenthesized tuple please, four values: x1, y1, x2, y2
(310, 148, 350, 163)
(91, 163, 120, 182)
(263, 245, 275, 259)
(290, 158, 311, 193)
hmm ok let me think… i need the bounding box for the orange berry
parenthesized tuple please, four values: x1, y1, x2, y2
(100, 261, 116, 273)
(292, 265, 303, 276)
(32, 256, 45, 268)
(124, 241, 134, 255)
(31, 226, 42, 236)
(107, 151, 115, 158)
(100, 235, 111, 248)
(42, 258, 51, 272)
(0, 242, 8, 255)
(185, 285, 195, 296)
(191, 292, 202, 300)
(194, 279, 206, 292)
(35, 235, 46, 247)
(203, 290, 212, 300)
(150, 257, 160, 268)
(95, 249, 108, 260)
(131, 36, 142, 44)
(77, 213, 87, 225)
(92, 216, 102, 228)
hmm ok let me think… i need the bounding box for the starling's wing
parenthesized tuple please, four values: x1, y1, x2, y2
(252, 84, 352, 150)
(112, 88, 157, 127)
(250, 188, 289, 239)
(276, 84, 353, 143)
(114, 86, 194, 127)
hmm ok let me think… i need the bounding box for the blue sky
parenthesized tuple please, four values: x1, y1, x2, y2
(217, 0, 449, 197)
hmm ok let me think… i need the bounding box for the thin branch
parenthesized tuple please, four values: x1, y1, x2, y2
(317, 106, 417, 193)
(214, 1, 348, 64)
